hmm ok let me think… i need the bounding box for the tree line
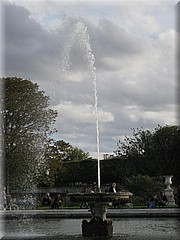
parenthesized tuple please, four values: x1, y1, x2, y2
(2, 77, 180, 194)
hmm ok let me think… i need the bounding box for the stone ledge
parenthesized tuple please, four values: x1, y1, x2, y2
(1, 208, 180, 219)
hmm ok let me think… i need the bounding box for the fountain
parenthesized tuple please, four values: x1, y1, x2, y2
(61, 21, 101, 191)
(68, 191, 133, 237)
(62, 21, 133, 237)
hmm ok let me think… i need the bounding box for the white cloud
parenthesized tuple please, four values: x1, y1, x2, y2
(143, 108, 177, 125)
(52, 101, 114, 124)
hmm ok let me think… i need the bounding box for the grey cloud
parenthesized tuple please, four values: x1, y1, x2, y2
(5, 3, 60, 80)
(89, 19, 148, 61)
(4, 3, 150, 82)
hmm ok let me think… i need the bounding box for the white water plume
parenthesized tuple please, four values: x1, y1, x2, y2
(60, 21, 101, 190)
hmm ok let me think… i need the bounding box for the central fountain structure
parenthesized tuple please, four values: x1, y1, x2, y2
(69, 191, 133, 237)
(62, 21, 133, 237)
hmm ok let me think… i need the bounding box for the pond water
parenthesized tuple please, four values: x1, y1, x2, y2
(2, 217, 180, 240)
(2, 218, 180, 240)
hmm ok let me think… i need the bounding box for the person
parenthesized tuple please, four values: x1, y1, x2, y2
(177, 185, 180, 208)
(2, 186, 7, 210)
(148, 196, 156, 208)
(109, 183, 119, 208)
(90, 186, 98, 193)
(109, 182, 118, 193)
(51, 194, 62, 209)
(42, 193, 52, 207)
(80, 187, 89, 208)
(158, 191, 167, 208)
(82, 187, 89, 194)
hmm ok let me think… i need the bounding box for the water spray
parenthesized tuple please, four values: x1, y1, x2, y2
(60, 21, 101, 191)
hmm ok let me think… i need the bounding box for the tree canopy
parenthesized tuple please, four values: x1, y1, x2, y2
(2, 77, 57, 191)
(114, 125, 180, 185)
(38, 139, 92, 187)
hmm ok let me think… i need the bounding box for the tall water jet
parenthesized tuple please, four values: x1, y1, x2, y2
(61, 21, 133, 238)
(61, 21, 101, 191)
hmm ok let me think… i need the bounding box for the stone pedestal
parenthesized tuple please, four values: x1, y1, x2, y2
(164, 175, 176, 206)
(82, 202, 112, 237)
(69, 191, 133, 238)
(82, 218, 113, 238)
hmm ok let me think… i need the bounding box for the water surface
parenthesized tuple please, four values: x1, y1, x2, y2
(2, 217, 180, 239)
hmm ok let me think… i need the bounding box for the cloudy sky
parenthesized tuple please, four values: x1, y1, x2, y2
(2, 0, 179, 159)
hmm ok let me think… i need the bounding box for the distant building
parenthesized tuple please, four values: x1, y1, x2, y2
(103, 153, 109, 159)
(103, 153, 115, 160)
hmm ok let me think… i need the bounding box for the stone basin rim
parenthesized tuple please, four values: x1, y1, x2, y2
(68, 191, 133, 196)
(67, 191, 133, 202)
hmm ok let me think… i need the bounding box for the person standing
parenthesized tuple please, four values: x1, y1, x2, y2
(109, 183, 119, 208)
(109, 182, 118, 193)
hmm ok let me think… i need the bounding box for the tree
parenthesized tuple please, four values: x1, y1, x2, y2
(60, 147, 94, 184)
(58, 159, 97, 185)
(114, 128, 155, 175)
(38, 139, 92, 187)
(114, 125, 180, 184)
(2, 77, 57, 192)
(151, 125, 180, 182)
(100, 157, 127, 185)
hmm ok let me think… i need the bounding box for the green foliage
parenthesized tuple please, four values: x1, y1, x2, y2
(3, 77, 57, 191)
(152, 125, 180, 178)
(38, 139, 92, 187)
(123, 175, 165, 205)
(58, 159, 97, 185)
(124, 175, 165, 199)
(114, 125, 180, 184)
(67, 147, 91, 162)
(100, 157, 127, 184)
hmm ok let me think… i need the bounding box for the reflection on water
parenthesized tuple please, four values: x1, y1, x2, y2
(2, 218, 180, 240)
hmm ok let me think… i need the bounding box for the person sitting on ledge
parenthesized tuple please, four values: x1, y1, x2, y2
(157, 192, 167, 208)
(42, 192, 52, 207)
(51, 194, 62, 209)
(148, 196, 156, 208)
